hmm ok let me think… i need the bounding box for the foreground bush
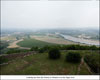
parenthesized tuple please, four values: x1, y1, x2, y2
(84, 54, 100, 74)
(66, 51, 81, 63)
(48, 48, 61, 59)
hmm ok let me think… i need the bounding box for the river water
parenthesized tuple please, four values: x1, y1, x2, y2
(60, 34, 99, 46)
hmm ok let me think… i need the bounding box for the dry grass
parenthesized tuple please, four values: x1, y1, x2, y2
(1, 36, 16, 41)
(31, 35, 76, 45)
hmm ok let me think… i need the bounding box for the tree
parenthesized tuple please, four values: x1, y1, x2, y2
(66, 51, 81, 63)
(48, 48, 61, 59)
(38, 48, 45, 53)
(30, 46, 38, 51)
(89, 45, 98, 50)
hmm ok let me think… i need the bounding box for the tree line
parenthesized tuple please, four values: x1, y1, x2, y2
(30, 44, 99, 53)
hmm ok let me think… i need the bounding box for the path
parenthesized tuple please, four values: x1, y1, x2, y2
(0, 51, 36, 66)
(84, 60, 93, 74)
(7, 39, 23, 48)
(7, 39, 30, 50)
(77, 57, 93, 74)
(77, 57, 84, 74)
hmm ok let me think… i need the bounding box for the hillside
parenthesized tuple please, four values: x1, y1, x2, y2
(0, 50, 99, 75)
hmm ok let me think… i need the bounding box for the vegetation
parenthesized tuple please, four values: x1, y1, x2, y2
(1, 29, 99, 75)
(38, 48, 45, 53)
(30, 46, 39, 51)
(0, 48, 9, 54)
(48, 48, 61, 59)
(0, 41, 9, 54)
(1, 50, 95, 75)
(32, 44, 100, 51)
(37, 45, 52, 53)
(17, 38, 57, 48)
(0, 56, 8, 64)
(6, 48, 29, 54)
(66, 51, 81, 63)
(60, 45, 99, 50)
(0, 42, 99, 75)
(0, 49, 99, 75)
(0, 41, 8, 50)
(30, 45, 100, 54)
(84, 53, 100, 74)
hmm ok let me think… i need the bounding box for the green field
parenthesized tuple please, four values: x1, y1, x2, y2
(1, 50, 98, 75)
(17, 38, 57, 48)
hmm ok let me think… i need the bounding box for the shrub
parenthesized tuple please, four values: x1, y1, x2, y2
(6, 49, 21, 54)
(39, 45, 51, 53)
(84, 54, 100, 74)
(89, 45, 98, 50)
(38, 45, 56, 53)
(38, 48, 45, 53)
(66, 51, 81, 63)
(48, 48, 61, 59)
(30, 46, 38, 51)
(0, 56, 8, 64)
(42, 45, 50, 51)
(6, 48, 29, 54)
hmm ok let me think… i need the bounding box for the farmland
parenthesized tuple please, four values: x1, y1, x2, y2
(17, 38, 57, 48)
(16, 34, 76, 48)
(1, 35, 16, 41)
(31, 35, 75, 45)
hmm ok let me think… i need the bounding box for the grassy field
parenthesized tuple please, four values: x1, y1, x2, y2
(17, 38, 57, 48)
(0, 50, 98, 75)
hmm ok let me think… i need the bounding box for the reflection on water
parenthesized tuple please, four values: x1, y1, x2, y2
(61, 34, 99, 46)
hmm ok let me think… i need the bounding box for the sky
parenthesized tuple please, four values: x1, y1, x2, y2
(1, 0, 99, 30)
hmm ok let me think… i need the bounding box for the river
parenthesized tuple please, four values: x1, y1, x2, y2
(60, 34, 99, 46)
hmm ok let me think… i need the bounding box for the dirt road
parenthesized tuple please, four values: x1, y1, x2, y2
(8, 39, 23, 48)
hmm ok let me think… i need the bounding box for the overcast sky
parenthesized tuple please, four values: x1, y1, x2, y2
(1, 0, 99, 30)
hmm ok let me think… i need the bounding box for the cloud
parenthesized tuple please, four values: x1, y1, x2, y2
(1, 1, 99, 29)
